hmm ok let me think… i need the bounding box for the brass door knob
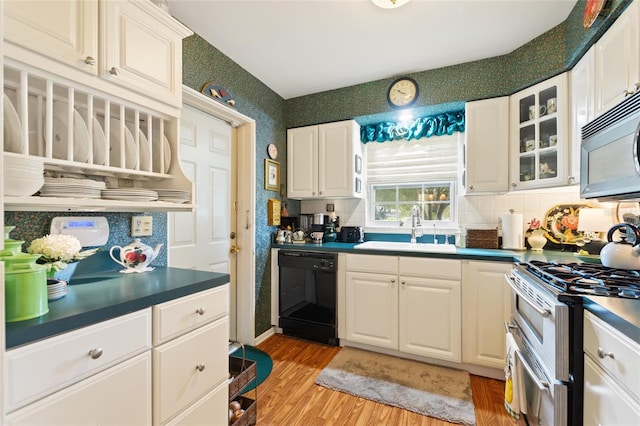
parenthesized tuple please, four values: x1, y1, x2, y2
(229, 245, 241, 254)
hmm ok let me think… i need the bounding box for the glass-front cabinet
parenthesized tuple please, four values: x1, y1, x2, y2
(509, 73, 568, 190)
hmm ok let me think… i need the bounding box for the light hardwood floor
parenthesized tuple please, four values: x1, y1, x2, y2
(252, 334, 516, 425)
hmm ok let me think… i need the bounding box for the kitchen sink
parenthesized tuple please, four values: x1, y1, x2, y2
(354, 241, 457, 253)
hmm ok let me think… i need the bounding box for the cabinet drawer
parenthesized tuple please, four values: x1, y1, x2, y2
(7, 351, 151, 426)
(164, 380, 228, 426)
(346, 254, 398, 274)
(153, 316, 229, 424)
(399, 257, 461, 280)
(153, 285, 229, 345)
(584, 311, 640, 401)
(6, 308, 151, 412)
(584, 355, 640, 425)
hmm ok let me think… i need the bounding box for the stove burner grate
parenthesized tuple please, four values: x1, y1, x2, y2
(524, 260, 640, 299)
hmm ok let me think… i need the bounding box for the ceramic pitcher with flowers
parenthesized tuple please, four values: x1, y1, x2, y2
(526, 218, 548, 251)
(110, 239, 163, 273)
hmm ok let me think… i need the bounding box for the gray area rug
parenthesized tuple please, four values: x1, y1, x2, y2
(315, 347, 476, 426)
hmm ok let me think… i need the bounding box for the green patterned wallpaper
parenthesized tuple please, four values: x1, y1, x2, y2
(182, 35, 289, 336)
(285, 0, 633, 129)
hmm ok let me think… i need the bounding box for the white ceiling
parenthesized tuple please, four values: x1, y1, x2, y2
(167, 0, 578, 100)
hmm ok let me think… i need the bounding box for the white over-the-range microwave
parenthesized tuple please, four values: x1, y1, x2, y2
(581, 89, 640, 201)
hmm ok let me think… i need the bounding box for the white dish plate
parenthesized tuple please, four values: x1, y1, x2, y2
(126, 124, 151, 171)
(4, 94, 23, 153)
(49, 102, 90, 162)
(78, 109, 107, 165)
(151, 134, 171, 173)
(109, 119, 137, 169)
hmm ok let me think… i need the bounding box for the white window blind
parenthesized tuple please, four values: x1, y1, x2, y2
(365, 134, 459, 184)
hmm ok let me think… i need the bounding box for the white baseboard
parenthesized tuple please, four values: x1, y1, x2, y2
(254, 327, 276, 346)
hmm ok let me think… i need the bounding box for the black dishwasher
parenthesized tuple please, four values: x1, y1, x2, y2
(278, 250, 338, 345)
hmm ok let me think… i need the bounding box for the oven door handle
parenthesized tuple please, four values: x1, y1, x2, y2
(505, 275, 551, 318)
(515, 350, 549, 421)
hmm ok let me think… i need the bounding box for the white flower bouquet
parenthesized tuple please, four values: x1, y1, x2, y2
(27, 234, 99, 273)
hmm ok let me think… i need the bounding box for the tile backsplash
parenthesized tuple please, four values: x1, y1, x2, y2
(301, 185, 618, 236)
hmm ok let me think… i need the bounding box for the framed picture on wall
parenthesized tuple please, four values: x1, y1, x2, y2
(265, 159, 280, 191)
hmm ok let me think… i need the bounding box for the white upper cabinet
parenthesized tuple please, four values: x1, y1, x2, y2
(4, 0, 191, 110)
(509, 73, 569, 190)
(594, 0, 640, 117)
(463, 97, 509, 194)
(569, 46, 596, 185)
(2, 0, 194, 212)
(287, 120, 364, 199)
(101, 0, 191, 107)
(4, 0, 99, 75)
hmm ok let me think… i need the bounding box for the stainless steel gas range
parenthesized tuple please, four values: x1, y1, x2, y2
(505, 260, 640, 425)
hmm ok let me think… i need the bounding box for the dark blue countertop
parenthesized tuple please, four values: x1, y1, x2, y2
(584, 297, 640, 344)
(6, 267, 230, 349)
(273, 241, 584, 264)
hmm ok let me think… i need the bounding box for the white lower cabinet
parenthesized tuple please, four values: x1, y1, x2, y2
(461, 261, 512, 369)
(152, 285, 230, 425)
(345, 254, 461, 362)
(583, 310, 640, 426)
(7, 352, 152, 426)
(3, 285, 230, 426)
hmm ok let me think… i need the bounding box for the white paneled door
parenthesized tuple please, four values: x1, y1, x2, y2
(168, 105, 237, 340)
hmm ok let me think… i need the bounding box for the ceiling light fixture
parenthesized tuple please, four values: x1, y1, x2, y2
(371, 0, 411, 9)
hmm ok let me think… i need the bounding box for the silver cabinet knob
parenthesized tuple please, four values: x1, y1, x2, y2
(89, 348, 103, 359)
(468, 184, 474, 190)
(196, 307, 206, 315)
(195, 364, 206, 372)
(597, 347, 614, 359)
(401, 280, 406, 285)
(84, 56, 96, 65)
(390, 279, 396, 284)
(511, 182, 517, 187)
(109, 67, 119, 75)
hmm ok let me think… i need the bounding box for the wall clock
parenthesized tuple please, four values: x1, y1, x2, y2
(387, 77, 419, 109)
(267, 143, 278, 159)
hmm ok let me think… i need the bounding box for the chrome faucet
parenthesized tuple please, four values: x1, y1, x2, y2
(410, 205, 422, 243)
(433, 223, 438, 244)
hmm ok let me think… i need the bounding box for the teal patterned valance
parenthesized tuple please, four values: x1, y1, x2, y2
(360, 110, 465, 143)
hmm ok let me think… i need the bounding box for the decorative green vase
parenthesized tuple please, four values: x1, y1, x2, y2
(2, 254, 48, 322)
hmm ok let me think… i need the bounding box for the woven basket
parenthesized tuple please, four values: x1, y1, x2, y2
(466, 229, 499, 249)
(229, 355, 256, 399)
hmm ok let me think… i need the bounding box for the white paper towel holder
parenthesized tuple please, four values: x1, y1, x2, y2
(502, 209, 526, 250)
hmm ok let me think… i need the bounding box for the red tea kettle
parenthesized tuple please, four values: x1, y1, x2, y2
(600, 223, 640, 270)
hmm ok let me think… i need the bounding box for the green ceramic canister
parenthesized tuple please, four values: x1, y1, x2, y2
(3, 254, 48, 322)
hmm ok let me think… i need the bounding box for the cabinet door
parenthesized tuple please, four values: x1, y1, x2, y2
(464, 97, 509, 193)
(345, 271, 398, 349)
(7, 352, 152, 426)
(153, 317, 229, 424)
(594, 0, 640, 117)
(101, 0, 187, 107)
(287, 126, 318, 198)
(462, 261, 511, 368)
(163, 380, 228, 426)
(4, 0, 98, 75)
(399, 276, 461, 362)
(319, 120, 360, 198)
(510, 73, 568, 190)
(584, 356, 640, 426)
(570, 46, 595, 185)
